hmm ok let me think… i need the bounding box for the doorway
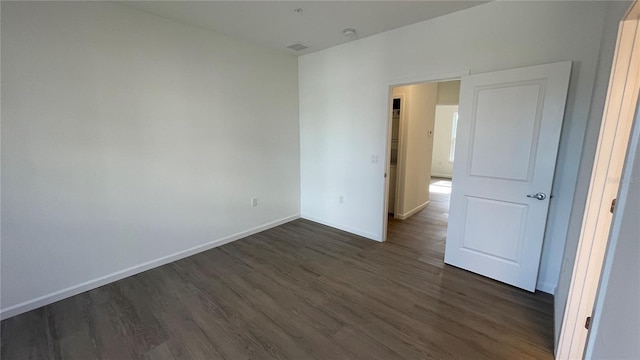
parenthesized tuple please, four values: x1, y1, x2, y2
(383, 62, 572, 293)
(384, 79, 460, 267)
(385, 80, 460, 223)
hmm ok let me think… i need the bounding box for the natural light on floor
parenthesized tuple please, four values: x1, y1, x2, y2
(430, 180, 452, 194)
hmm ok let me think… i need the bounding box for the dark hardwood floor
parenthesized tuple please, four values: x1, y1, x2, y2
(1, 179, 554, 359)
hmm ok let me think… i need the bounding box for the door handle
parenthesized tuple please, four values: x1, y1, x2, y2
(526, 192, 547, 200)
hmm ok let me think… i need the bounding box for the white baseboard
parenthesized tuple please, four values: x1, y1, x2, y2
(0, 214, 300, 320)
(536, 281, 556, 295)
(300, 214, 381, 242)
(395, 200, 430, 220)
(431, 173, 452, 179)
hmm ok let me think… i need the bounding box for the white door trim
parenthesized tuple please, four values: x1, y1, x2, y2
(556, 3, 640, 358)
(584, 92, 640, 359)
(381, 70, 469, 241)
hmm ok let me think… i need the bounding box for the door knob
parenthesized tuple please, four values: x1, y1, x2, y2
(526, 192, 547, 200)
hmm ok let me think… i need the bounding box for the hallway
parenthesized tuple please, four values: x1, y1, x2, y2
(387, 178, 451, 267)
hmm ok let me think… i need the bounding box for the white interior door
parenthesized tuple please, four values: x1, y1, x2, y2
(444, 62, 572, 292)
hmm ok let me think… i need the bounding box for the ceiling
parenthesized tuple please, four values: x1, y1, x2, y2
(123, 1, 488, 56)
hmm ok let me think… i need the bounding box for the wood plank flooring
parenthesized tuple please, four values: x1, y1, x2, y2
(1, 179, 554, 359)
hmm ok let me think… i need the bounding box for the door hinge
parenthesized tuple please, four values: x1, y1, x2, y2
(585, 316, 592, 330)
(610, 198, 617, 213)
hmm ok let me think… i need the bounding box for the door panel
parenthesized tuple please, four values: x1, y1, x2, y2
(445, 61, 571, 292)
(469, 83, 543, 181)
(461, 197, 527, 263)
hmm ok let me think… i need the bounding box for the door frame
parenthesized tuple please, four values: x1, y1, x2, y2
(382, 70, 468, 241)
(585, 93, 640, 359)
(556, 2, 640, 358)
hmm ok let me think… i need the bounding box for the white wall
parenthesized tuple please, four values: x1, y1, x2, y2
(431, 105, 457, 178)
(299, 0, 614, 292)
(392, 83, 437, 219)
(1, 1, 300, 318)
(437, 81, 461, 106)
(584, 101, 640, 359)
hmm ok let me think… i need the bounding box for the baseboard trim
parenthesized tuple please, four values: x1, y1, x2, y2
(430, 173, 453, 179)
(536, 281, 556, 295)
(300, 214, 381, 242)
(395, 200, 430, 220)
(0, 214, 300, 320)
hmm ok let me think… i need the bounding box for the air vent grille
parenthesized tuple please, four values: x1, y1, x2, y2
(286, 42, 310, 51)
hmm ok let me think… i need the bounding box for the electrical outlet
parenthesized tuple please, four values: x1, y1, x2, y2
(371, 155, 379, 164)
(251, 197, 258, 207)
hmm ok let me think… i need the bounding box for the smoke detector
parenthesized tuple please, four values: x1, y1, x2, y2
(286, 42, 310, 52)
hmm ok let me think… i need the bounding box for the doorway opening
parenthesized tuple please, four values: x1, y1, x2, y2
(384, 80, 460, 270)
(383, 62, 571, 294)
(385, 80, 460, 259)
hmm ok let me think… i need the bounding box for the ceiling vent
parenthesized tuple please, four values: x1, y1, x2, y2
(286, 42, 310, 52)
